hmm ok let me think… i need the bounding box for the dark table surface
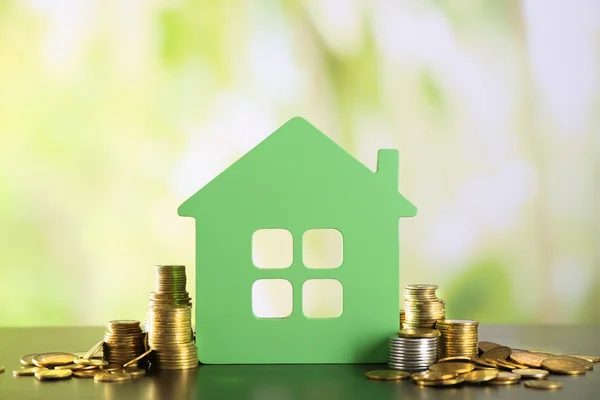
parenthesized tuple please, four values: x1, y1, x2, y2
(0, 325, 598, 400)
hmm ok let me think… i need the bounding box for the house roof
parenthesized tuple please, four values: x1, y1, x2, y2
(178, 117, 417, 218)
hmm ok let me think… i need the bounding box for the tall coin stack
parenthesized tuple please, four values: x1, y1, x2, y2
(388, 329, 440, 371)
(403, 284, 446, 329)
(146, 265, 198, 370)
(103, 320, 145, 366)
(436, 319, 479, 359)
(399, 309, 405, 329)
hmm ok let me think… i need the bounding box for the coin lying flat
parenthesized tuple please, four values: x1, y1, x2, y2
(512, 368, 549, 379)
(13, 367, 46, 376)
(411, 371, 457, 381)
(32, 352, 78, 368)
(494, 372, 520, 382)
(93, 371, 132, 382)
(480, 346, 512, 363)
(366, 370, 411, 381)
(20, 354, 38, 366)
(54, 363, 88, 371)
(488, 379, 520, 385)
(122, 368, 146, 378)
(415, 376, 465, 387)
(565, 354, 600, 363)
(524, 380, 563, 390)
(478, 341, 503, 354)
(73, 369, 102, 378)
(74, 358, 108, 367)
(559, 355, 593, 370)
(462, 369, 499, 383)
(429, 362, 474, 374)
(35, 369, 73, 381)
(438, 356, 471, 363)
(542, 357, 587, 375)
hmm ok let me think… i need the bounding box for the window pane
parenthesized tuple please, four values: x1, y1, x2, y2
(302, 229, 343, 269)
(302, 279, 343, 318)
(252, 229, 293, 269)
(252, 279, 293, 318)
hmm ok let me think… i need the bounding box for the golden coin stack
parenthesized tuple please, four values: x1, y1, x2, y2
(402, 284, 445, 329)
(399, 309, 405, 329)
(437, 319, 479, 359)
(103, 320, 145, 367)
(146, 265, 198, 370)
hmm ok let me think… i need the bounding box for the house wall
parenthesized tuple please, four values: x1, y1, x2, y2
(193, 206, 400, 363)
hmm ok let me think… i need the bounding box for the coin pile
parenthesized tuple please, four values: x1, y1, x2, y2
(399, 309, 405, 329)
(103, 320, 146, 367)
(388, 329, 440, 372)
(402, 284, 445, 329)
(437, 319, 479, 359)
(146, 265, 198, 370)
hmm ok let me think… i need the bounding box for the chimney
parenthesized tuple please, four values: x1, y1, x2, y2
(376, 149, 399, 191)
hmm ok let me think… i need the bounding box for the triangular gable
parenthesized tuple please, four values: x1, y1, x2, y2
(178, 117, 416, 217)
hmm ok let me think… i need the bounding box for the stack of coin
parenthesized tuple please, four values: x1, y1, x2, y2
(103, 320, 145, 367)
(399, 309, 405, 329)
(388, 329, 440, 371)
(402, 284, 446, 329)
(437, 319, 479, 359)
(146, 265, 198, 370)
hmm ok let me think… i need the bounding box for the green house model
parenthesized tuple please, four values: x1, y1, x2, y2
(178, 117, 416, 364)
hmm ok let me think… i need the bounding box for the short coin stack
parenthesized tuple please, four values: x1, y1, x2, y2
(103, 320, 145, 367)
(402, 284, 446, 329)
(146, 265, 198, 370)
(437, 319, 479, 359)
(388, 329, 440, 372)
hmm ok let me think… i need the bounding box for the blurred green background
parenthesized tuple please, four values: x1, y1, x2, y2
(1, 0, 599, 326)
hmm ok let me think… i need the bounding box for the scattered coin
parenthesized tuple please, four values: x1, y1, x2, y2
(462, 369, 499, 383)
(524, 380, 563, 390)
(35, 369, 73, 381)
(542, 357, 587, 375)
(478, 341, 502, 354)
(493, 371, 520, 382)
(429, 362, 474, 374)
(565, 354, 600, 363)
(122, 349, 152, 368)
(438, 356, 471, 363)
(32, 352, 78, 368)
(509, 351, 551, 368)
(73, 369, 102, 378)
(365, 370, 411, 381)
(472, 358, 497, 368)
(0, 367, 4, 373)
(415, 376, 465, 387)
(488, 379, 520, 385)
(559, 355, 593, 370)
(13, 367, 46, 376)
(512, 368, 549, 379)
(480, 346, 511, 363)
(83, 340, 104, 360)
(411, 370, 457, 382)
(122, 368, 146, 378)
(94, 371, 132, 382)
(20, 354, 38, 366)
(54, 363, 88, 371)
(74, 358, 108, 367)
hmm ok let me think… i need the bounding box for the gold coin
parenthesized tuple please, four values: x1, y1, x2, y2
(512, 368, 549, 379)
(415, 376, 464, 387)
(494, 371, 520, 382)
(488, 379, 520, 385)
(20, 354, 38, 366)
(559, 355, 593, 370)
(429, 362, 474, 374)
(411, 371, 457, 381)
(480, 346, 511, 363)
(397, 328, 441, 338)
(122, 349, 153, 367)
(13, 367, 46, 376)
(542, 357, 587, 375)
(565, 354, 600, 363)
(35, 369, 73, 381)
(437, 356, 472, 363)
(478, 341, 502, 353)
(94, 371, 132, 382)
(462, 369, 499, 383)
(365, 370, 411, 381)
(509, 351, 550, 368)
(74, 358, 108, 366)
(73, 369, 102, 378)
(83, 340, 105, 360)
(32, 352, 78, 368)
(524, 380, 563, 390)
(122, 368, 146, 378)
(54, 363, 88, 371)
